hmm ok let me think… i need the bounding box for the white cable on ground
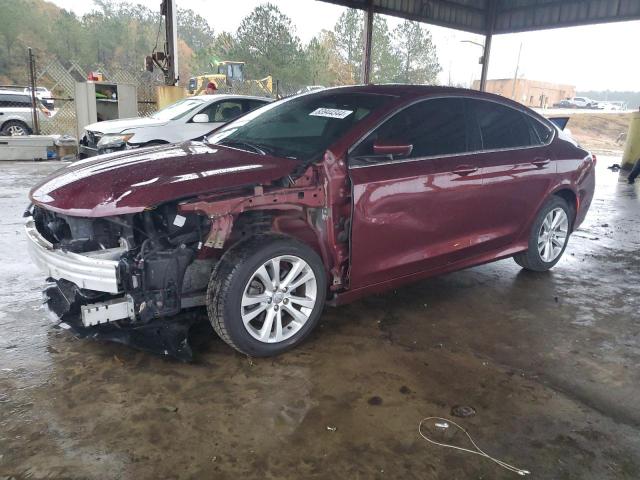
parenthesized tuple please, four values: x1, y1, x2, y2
(418, 416, 531, 476)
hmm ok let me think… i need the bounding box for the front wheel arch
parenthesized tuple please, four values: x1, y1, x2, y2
(206, 233, 328, 356)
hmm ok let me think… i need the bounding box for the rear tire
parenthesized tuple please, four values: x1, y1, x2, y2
(2, 120, 30, 136)
(514, 196, 572, 272)
(207, 235, 327, 356)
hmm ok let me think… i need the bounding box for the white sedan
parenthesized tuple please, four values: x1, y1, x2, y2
(79, 94, 272, 157)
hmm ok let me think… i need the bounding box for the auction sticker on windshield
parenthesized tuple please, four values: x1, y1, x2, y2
(310, 108, 353, 119)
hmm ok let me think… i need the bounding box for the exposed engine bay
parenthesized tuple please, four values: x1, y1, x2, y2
(27, 203, 216, 359)
(24, 155, 350, 360)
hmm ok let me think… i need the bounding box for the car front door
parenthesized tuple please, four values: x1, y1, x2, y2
(347, 97, 486, 289)
(463, 98, 557, 255)
(184, 100, 246, 140)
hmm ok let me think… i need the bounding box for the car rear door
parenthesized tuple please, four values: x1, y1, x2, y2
(463, 98, 557, 255)
(348, 97, 486, 288)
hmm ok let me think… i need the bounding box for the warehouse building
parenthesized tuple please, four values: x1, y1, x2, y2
(472, 78, 576, 107)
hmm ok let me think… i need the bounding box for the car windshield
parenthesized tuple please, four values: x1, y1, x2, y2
(152, 98, 205, 121)
(206, 91, 392, 161)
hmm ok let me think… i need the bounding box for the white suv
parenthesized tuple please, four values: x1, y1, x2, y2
(79, 94, 272, 157)
(569, 97, 596, 109)
(0, 90, 49, 136)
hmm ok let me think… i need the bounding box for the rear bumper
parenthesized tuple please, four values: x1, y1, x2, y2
(25, 216, 123, 294)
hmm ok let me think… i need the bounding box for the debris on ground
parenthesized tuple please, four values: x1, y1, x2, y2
(326, 426, 337, 432)
(451, 405, 477, 418)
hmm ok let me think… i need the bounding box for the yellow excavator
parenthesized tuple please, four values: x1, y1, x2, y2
(187, 61, 273, 96)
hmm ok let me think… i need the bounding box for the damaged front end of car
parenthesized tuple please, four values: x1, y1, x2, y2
(24, 152, 349, 360)
(25, 201, 215, 360)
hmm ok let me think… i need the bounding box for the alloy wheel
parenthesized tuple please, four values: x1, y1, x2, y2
(537, 207, 568, 262)
(8, 125, 27, 136)
(241, 255, 317, 343)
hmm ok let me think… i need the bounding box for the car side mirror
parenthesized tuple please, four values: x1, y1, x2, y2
(192, 113, 210, 123)
(373, 140, 413, 157)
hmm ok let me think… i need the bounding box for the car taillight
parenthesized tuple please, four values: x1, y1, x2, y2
(592, 153, 597, 165)
(39, 104, 51, 117)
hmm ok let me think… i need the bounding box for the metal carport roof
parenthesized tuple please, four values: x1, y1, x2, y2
(320, 0, 640, 88)
(320, 0, 640, 35)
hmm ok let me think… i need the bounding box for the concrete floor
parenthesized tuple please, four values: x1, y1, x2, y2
(1, 158, 639, 479)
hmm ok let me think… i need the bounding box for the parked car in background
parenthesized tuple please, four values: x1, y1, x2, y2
(568, 97, 597, 108)
(26, 85, 595, 358)
(0, 90, 50, 135)
(552, 99, 574, 108)
(609, 101, 627, 111)
(24, 86, 54, 110)
(78, 94, 272, 157)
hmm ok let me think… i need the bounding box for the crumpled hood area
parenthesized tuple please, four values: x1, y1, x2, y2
(29, 142, 298, 217)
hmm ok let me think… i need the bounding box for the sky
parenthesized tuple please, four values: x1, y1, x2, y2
(48, 0, 640, 91)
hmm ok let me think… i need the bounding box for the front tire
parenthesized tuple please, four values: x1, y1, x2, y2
(514, 196, 572, 272)
(207, 235, 327, 356)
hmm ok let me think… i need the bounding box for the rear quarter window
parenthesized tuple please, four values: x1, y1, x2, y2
(0, 94, 31, 107)
(467, 99, 540, 150)
(528, 117, 554, 144)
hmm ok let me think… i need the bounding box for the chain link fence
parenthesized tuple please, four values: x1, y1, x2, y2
(30, 59, 166, 137)
(2, 53, 308, 140)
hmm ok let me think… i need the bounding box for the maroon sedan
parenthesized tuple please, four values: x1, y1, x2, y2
(26, 85, 595, 358)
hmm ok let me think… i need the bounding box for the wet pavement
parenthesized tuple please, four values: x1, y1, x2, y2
(1, 158, 639, 479)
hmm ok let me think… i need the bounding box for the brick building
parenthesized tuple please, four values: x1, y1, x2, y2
(472, 78, 576, 108)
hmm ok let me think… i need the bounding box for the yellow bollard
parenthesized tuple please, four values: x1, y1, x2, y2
(621, 110, 640, 170)
(156, 85, 186, 110)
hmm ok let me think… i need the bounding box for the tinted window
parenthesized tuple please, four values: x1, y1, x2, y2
(199, 100, 244, 122)
(0, 94, 31, 107)
(467, 99, 537, 150)
(528, 117, 553, 144)
(352, 98, 467, 161)
(244, 100, 268, 112)
(207, 92, 391, 161)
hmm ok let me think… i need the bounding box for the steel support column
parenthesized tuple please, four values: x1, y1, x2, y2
(361, 0, 374, 84)
(27, 47, 40, 135)
(479, 0, 497, 92)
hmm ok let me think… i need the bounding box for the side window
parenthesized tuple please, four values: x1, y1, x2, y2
(528, 117, 553, 145)
(198, 101, 244, 123)
(243, 100, 267, 113)
(467, 99, 536, 150)
(351, 98, 467, 162)
(2, 95, 31, 108)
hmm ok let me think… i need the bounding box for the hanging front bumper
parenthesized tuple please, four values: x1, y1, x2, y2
(25, 216, 124, 294)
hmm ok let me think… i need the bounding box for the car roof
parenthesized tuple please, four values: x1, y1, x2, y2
(190, 94, 273, 102)
(0, 89, 30, 96)
(313, 83, 506, 98)
(306, 84, 553, 126)
(314, 83, 532, 106)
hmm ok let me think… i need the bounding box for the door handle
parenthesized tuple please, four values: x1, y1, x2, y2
(452, 165, 478, 176)
(532, 158, 550, 168)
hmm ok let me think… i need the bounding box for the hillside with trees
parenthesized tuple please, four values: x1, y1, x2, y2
(0, 0, 441, 90)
